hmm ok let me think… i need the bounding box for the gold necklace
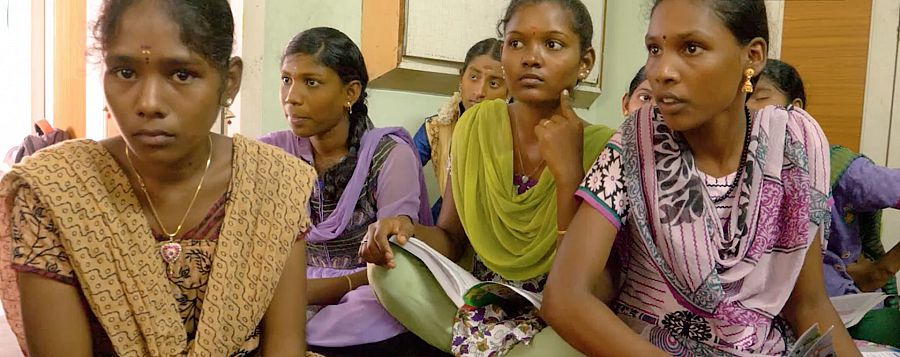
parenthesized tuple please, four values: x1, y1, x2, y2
(510, 117, 545, 186)
(125, 135, 213, 276)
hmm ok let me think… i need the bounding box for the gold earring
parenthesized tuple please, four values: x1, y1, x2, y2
(223, 98, 235, 124)
(347, 101, 353, 115)
(742, 68, 755, 93)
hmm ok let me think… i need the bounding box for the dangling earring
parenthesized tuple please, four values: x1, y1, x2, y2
(347, 101, 353, 115)
(742, 68, 755, 94)
(223, 98, 236, 124)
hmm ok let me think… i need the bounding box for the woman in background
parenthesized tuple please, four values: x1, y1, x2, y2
(748, 58, 900, 348)
(259, 27, 438, 356)
(621, 66, 653, 117)
(413, 38, 508, 220)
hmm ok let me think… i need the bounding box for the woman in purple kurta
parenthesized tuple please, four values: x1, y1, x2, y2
(259, 28, 437, 356)
(824, 152, 900, 300)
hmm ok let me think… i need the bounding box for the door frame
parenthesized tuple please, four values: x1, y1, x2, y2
(860, 0, 900, 261)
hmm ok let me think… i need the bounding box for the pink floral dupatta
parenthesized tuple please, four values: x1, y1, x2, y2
(620, 104, 831, 318)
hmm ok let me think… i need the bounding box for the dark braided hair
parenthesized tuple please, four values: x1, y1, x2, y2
(283, 27, 373, 152)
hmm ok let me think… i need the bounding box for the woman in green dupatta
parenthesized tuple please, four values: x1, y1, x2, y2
(359, 0, 614, 355)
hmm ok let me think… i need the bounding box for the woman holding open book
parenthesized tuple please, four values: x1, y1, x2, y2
(360, 0, 614, 355)
(541, 0, 861, 356)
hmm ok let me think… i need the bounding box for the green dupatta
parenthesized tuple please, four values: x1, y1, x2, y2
(451, 99, 614, 281)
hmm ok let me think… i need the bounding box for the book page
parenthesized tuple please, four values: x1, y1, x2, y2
(829, 292, 887, 327)
(464, 282, 542, 309)
(856, 340, 900, 356)
(391, 237, 480, 307)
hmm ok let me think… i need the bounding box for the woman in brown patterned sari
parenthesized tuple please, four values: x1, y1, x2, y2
(0, 0, 314, 356)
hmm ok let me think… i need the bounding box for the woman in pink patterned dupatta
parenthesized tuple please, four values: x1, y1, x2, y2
(541, 0, 862, 356)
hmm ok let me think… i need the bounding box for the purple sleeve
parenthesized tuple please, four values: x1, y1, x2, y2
(256, 130, 285, 146)
(375, 141, 424, 223)
(835, 158, 900, 212)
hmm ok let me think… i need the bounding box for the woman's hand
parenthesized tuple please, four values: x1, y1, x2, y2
(846, 257, 893, 292)
(535, 90, 585, 185)
(359, 215, 415, 268)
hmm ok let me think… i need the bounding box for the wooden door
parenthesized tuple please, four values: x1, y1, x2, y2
(780, 0, 873, 151)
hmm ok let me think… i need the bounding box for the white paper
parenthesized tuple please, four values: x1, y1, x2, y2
(829, 292, 888, 327)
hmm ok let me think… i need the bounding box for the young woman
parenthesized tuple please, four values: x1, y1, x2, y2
(745, 59, 806, 110)
(361, 0, 614, 355)
(543, 0, 862, 356)
(258, 27, 437, 356)
(413, 38, 508, 220)
(0, 0, 312, 355)
(749, 59, 900, 348)
(621, 66, 653, 117)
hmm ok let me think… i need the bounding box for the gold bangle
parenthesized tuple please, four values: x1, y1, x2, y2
(557, 230, 567, 236)
(345, 275, 354, 291)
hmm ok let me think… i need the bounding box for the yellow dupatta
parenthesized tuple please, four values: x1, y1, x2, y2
(451, 99, 614, 281)
(0, 135, 314, 356)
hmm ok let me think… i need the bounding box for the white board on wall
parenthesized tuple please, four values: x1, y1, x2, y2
(403, 0, 606, 85)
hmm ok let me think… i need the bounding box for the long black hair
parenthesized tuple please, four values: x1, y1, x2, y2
(283, 27, 373, 151)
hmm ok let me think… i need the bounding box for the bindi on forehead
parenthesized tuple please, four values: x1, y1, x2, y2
(140, 45, 152, 64)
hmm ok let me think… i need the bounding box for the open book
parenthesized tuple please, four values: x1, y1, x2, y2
(391, 237, 542, 309)
(785, 324, 835, 357)
(856, 341, 900, 357)
(829, 292, 888, 328)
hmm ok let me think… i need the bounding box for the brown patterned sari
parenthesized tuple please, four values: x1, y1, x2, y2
(0, 135, 314, 356)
